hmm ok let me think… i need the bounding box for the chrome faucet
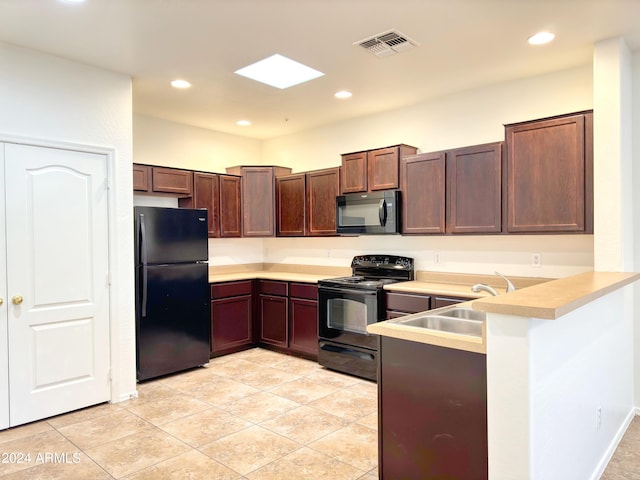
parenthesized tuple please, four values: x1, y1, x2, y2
(494, 271, 516, 292)
(471, 272, 516, 297)
(471, 284, 499, 296)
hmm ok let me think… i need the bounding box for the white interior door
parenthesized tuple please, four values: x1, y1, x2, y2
(0, 145, 8, 430)
(5, 143, 110, 427)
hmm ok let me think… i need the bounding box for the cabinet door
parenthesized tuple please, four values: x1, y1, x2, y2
(289, 297, 318, 357)
(341, 151, 368, 193)
(367, 147, 400, 191)
(241, 167, 276, 237)
(219, 175, 242, 237)
(259, 295, 288, 347)
(400, 152, 445, 234)
(505, 112, 592, 233)
(306, 167, 340, 236)
(133, 164, 151, 192)
(194, 173, 220, 238)
(276, 174, 306, 236)
(152, 167, 193, 195)
(211, 295, 252, 355)
(380, 337, 487, 479)
(447, 142, 503, 234)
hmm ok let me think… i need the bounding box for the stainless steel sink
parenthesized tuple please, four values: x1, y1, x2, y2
(389, 306, 485, 337)
(437, 307, 485, 321)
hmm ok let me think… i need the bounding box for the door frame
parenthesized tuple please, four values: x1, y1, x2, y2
(0, 133, 134, 408)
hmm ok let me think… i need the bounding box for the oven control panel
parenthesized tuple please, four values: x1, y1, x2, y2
(351, 255, 414, 270)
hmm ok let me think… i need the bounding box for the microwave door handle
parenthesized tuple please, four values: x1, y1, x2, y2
(379, 199, 387, 226)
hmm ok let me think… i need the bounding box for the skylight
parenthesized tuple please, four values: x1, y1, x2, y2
(234, 54, 324, 90)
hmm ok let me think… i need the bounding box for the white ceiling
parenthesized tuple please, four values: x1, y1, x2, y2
(1, 0, 639, 140)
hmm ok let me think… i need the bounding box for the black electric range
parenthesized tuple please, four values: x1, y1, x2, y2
(317, 255, 414, 381)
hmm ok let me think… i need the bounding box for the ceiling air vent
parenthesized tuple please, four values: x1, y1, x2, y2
(354, 30, 419, 58)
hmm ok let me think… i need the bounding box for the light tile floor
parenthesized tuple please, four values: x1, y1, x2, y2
(0, 347, 638, 479)
(0, 348, 378, 479)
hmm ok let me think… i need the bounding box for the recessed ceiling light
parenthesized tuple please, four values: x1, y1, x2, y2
(234, 54, 324, 90)
(334, 90, 353, 99)
(528, 31, 555, 45)
(236, 120, 251, 126)
(170, 79, 191, 89)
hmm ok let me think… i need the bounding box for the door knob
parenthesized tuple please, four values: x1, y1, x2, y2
(12, 295, 23, 305)
(0, 298, 3, 306)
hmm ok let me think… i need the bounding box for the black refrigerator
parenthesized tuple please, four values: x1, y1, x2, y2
(134, 206, 210, 381)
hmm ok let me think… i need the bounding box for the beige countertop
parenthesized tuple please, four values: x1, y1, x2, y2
(370, 271, 640, 354)
(383, 281, 501, 298)
(208, 265, 640, 354)
(209, 270, 331, 284)
(472, 271, 640, 320)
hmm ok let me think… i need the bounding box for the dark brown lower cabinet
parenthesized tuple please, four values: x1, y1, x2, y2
(210, 281, 254, 356)
(258, 280, 319, 360)
(433, 295, 472, 309)
(288, 283, 318, 358)
(386, 291, 431, 318)
(259, 280, 289, 348)
(379, 336, 487, 480)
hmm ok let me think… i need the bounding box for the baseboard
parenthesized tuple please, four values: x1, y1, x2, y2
(111, 390, 138, 403)
(591, 407, 637, 480)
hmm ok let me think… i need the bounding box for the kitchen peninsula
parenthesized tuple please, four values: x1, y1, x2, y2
(370, 271, 639, 480)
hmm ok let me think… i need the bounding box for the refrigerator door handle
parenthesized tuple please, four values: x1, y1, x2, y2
(141, 265, 148, 318)
(139, 213, 148, 265)
(139, 213, 148, 317)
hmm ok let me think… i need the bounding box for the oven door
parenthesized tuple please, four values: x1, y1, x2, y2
(318, 285, 381, 350)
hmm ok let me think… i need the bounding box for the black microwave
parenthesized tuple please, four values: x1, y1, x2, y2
(336, 190, 401, 235)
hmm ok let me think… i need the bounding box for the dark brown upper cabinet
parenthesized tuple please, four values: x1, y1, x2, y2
(276, 173, 306, 236)
(151, 166, 193, 195)
(133, 164, 151, 192)
(505, 111, 593, 233)
(400, 152, 446, 234)
(227, 165, 292, 237)
(193, 172, 221, 238)
(341, 151, 368, 193)
(133, 164, 193, 196)
(306, 167, 340, 236)
(218, 174, 242, 238)
(341, 145, 417, 194)
(276, 167, 340, 237)
(446, 142, 503, 234)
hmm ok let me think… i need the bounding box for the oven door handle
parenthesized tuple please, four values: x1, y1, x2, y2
(319, 286, 378, 296)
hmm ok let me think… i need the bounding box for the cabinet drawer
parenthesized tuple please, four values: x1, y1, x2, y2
(432, 296, 471, 309)
(259, 280, 288, 296)
(386, 292, 431, 313)
(211, 280, 253, 299)
(290, 282, 317, 300)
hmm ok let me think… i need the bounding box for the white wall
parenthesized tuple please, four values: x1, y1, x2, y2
(263, 235, 593, 279)
(0, 42, 136, 403)
(486, 287, 635, 480)
(255, 66, 596, 279)
(262, 65, 593, 172)
(633, 50, 640, 408)
(133, 114, 261, 172)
